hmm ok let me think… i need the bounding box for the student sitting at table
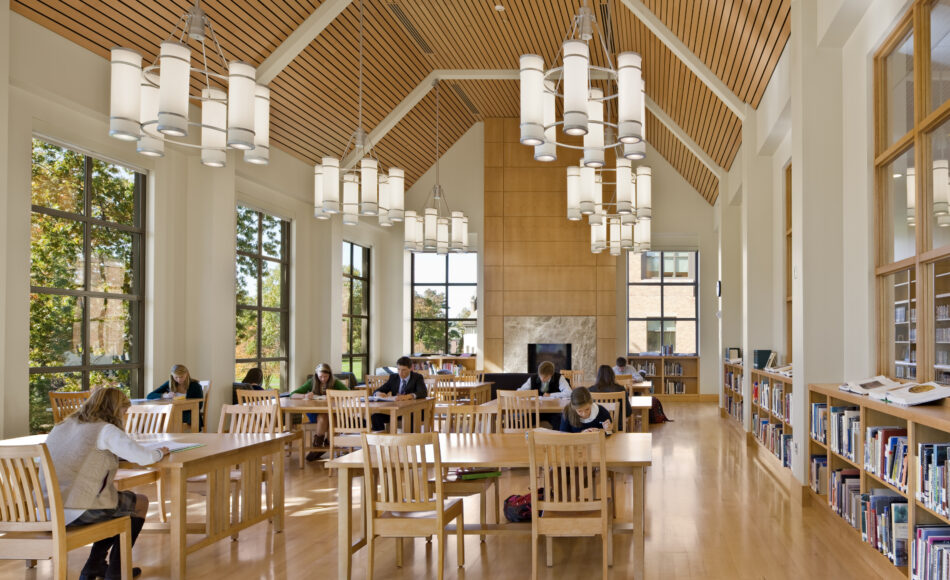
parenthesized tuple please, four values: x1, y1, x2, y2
(589, 364, 632, 421)
(560, 387, 613, 434)
(47, 387, 169, 580)
(291, 363, 348, 460)
(613, 356, 634, 376)
(146, 364, 204, 429)
(232, 367, 264, 404)
(517, 361, 572, 397)
(371, 356, 427, 432)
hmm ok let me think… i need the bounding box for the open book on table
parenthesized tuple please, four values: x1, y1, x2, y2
(839, 375, 902, 396)
(868, 382, 950, 406)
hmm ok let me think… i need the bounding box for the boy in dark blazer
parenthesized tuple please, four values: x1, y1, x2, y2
(371, 356, 427, 431)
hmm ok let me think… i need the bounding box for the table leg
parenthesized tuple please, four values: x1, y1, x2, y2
(169, 468, 187, 580)
(633, 466, 644, 580)
(169, 408, 183, 433)
(273, 444, 285, 532)
(639, 409, 649, 433)
(389, 409, 399, 434)
(338, 466, 355, 580)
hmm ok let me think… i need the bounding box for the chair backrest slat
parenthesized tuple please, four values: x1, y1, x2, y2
(217, 404, 275, 434)
(49, 391, 91, 424)
(497, 390, 540, 433)
(0, 444, 61, 530)
(445, 405, 494, 434)
(589, 391, 625, 432)
(364, 375, 388, 391)
(327, 389, 369, 435)
(125, 404, 173, 435)
(529, 430, 606, 514)
(235, 389, 283, 431)
(458, 369, 485, 382)
(362, 433, 440, 512)
(431, 378, 459, 405)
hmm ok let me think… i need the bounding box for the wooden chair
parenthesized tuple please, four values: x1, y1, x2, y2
(458, 369, 485, 382)
(528, 430, 612, 579)
(430, 378, 460, 431)
(364, 375, 388, 391)
(589, 391, 626, 433)
(235, 389, 305, 467)
(0, 443, 133, 580)
(560, 370, 581, 387)
(49, 391, 91, 424)
(361, 432, 464, 580)
(327, 389, 369, 460)
(199, 380, 211, 432)
(117, 405, 173, 523)
(441, 405, 499, 541)
(497, 390, 541, 433)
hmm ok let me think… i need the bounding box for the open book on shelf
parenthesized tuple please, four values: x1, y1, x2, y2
(839, 375, 902, 396)
(868, 382, 950, 406)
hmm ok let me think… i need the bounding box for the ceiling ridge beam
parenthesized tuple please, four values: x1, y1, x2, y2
(341, 69, 518, 168)
(645, 95, 726, 179)
(257, 0, 353, 85)
(618, 0, 746, 120)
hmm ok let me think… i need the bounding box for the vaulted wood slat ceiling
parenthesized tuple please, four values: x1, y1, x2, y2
(11, 0, 791, 206)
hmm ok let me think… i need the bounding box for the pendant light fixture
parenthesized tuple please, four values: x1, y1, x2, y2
(109, 0, 270, 167)
(312, 0, 405, 225)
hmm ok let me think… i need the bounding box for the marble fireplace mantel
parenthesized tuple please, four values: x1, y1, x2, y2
(503, 316, 597, 375)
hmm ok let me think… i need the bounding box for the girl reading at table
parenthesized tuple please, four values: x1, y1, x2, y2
(589, 364, 633, 420)
(291, 363, 348, 460)
(560, 387, 613, 434)
(146, 363, 204, 429)
(46, 387, 169, 580)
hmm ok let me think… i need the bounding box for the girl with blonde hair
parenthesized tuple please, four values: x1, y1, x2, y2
(146, 364, 204, 428)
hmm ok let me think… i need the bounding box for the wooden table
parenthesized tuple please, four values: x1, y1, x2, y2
(480, 395, 568, 413)
(129, 398, 201, 433)
(329, 432, 651, 580)
(445, 381, 492, 405)
(481, 396, 652, 433)
(623, 381, 654, 396)
(629, 396, 652, 433)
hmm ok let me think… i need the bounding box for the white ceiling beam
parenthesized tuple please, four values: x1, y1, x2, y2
(257, 0, 352, 85)
(618, 0, 746, 120)
(341, 70, 518, 168)
(645, 95, 725, 179)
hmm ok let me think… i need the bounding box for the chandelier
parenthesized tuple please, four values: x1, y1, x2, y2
(109, 0, 270, 167)
(403, 81, 469, 254)
(519, 0, 651, 254)
(312, 0, 405, 226)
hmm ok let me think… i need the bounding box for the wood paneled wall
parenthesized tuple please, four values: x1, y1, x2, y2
(483, 118, 618, 374)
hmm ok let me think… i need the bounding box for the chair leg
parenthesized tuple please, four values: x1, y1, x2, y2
(157, 477, 167, 523)
(479, 488, 487, 542)
(395, 537, 403, 567)
(545, 536, 553, 567)
(602, 531, 609, 580)
(230, 480, 240, 541)
(24, 560, 36, 569)
(437, 531, 446, 580)
(365, 522, 375, 580)
(531, 527, 539, 580)
(610, 473, 617, 518)
(457, 510, 465, 567)
(119, 523, 133, 580)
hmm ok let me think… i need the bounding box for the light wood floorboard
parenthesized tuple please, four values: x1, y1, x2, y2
(0, 402, 905, 579)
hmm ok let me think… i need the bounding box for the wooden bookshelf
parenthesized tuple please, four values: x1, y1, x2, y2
(409, 355, 477, 375)
(627, 355, 702, 401)
(807, 382, 950, 577)
(749, 369, 794, 473)
(891, 269, 917, 382)
(722, 362, 743, 424)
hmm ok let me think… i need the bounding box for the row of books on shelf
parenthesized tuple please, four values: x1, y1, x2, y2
(828, 471, 909, 567)
(752, 381, 793, 424)
(664, 381, 686, 395)
(828, 405, 859, 462)
(664, 362, 687, 376)
(810, 455, 828, 494)
(724, 369, 741, 393)
(864, 426, 908, 492)
(917, 443, 950, 517)
(895, 304, 916, 323)
(753, 412, 792, 468)
(724, 394, 742, 422)
(810, 403, 828, 443)
(638, 362, 657, 376)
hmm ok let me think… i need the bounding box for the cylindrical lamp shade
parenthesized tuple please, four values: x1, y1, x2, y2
(424, 207, 438, 250)
(609, 217, 621, 256)
(624, 140, 646, 160)
(635, 217, 651, 251)
(415, 214, 426, 251)
(322, 157, 341, 213)
(245, 85, 270, 164)
(636, 166, 652, 219)
(137, 79, 164, 157)
(935, 160, 949, 217)
(580, 166, 595, 214)
(591, 226, 601, 254)
(157, 42, 191, 137)
(313, 164, 329, 220)
(360, 159, 379, 215)
(519, 54, 545, 146)
(906, 167, 916, 226)
(200, 88, 227, 167)
(562, 39, 590, 136)
(621, 211, 636, 225)
(227, 61, 257, 149)
(592, 173, 603, 221)
(617, 52, 643, 144)
(388, 168, 405, 221)
(404, 210, 418, 250)
(378, 174, 391, 226)
(342, 173, 359, 225)
(437, 217, 450, 254)
(535, 80, 557, 162)
(460, 216, 469, 251)
(621, 223, 634, 248)
(566, 166, 581, 221)
(616, 159, 633, 214)
(110, 48, 143, 141)
(583, 88, 605, 167)
(450, 211, 464, 250)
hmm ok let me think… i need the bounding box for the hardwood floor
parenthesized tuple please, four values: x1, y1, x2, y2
(2, 402, 905, 579)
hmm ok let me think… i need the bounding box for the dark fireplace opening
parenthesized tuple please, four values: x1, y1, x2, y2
(527, 343, 572, 374)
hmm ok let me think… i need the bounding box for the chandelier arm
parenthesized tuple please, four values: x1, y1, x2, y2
(200, 38, 212, 90)
(593, 11, 616, 72)
(434, 80, 440, 187)
(358, 0, 364, 131)
(204, 18, 231, 71)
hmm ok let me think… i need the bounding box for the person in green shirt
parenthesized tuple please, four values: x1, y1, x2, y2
(292, 363, 348, 460)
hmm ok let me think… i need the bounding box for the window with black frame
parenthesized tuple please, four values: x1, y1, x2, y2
(411, 253, 477, 354)
(342, 242, 370, 380)
(29, 139, 146, 433)
(627, 251, 699, 355)
(235, 206, 290, 390)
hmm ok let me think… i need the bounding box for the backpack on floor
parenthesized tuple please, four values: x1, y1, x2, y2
(649, 396, 671, 424)
(503, 489, 544, 522)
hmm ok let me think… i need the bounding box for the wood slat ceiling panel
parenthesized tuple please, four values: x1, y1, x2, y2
(642, 0, 790, 108)
(451, 80, 520, 119)
(646, 111, 719, 205)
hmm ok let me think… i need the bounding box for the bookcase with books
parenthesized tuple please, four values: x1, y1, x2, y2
(749, 369, 794, 470)
(807, 382, 950, 578)
(935, 260, 950, 385)
(409, 355, 477, 375)
(628, 355, 700, 400)
(722, 362, 743, 424)
(892, 268, 917, 381)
